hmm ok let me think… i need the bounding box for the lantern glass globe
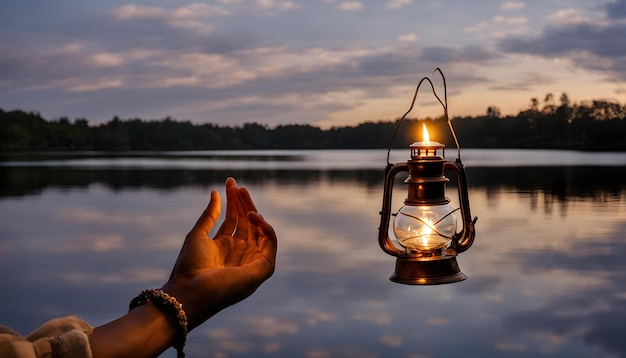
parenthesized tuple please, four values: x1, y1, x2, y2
(393, 204, 457, 251)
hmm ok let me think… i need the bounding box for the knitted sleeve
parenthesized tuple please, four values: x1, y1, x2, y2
(0, 316, 93, 358)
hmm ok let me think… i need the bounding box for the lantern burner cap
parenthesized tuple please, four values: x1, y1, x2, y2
(409, 141, 445, 149)
(409, 141, 445, 158)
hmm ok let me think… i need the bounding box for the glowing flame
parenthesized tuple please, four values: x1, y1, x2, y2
(421, 218, 434, 248)
(422, 123, 430, 144)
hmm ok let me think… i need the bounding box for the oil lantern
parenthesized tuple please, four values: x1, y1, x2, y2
(378, 71, 477, 285)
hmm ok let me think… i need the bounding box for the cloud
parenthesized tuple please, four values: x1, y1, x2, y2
(547, 9, 591, 26)
(113, 2, 232, 21)
(500, 2, 525, 11)
(112, 4, 165, 20)
(68, 79, 125, 93)
(397, 32, 417, 42)
(338, 1, 364, 11)
(351, 312, 392, 325)
(177, 2, 231, 17)
(464, 21, 489, 34)
(426, 317, 450, 326)
(494, 341, 527, 352)
(110, 2, 300, 39)
(427, 1, 442, 9)
(499, 23, 626, 57)
(492, 15, 527, 25)
(497, 15, 626, 81)
(605, 0, 626, 19)
(0, 33, 495, 127)
(387, 0, 412, 10)
(420, 46, 499, 63)
(0, 21, 496, 127)
(4, 0, 621, 129)
(247, 316, 299, 337)
(304, 307, 337, 326)
(256, 0, 300, 11)
(90, 52, 124, 67)
(487, 71, 555, 92)
(112, 3, 229, 36)
(59, 267, 168, 284)
(379, 335, 403, 347)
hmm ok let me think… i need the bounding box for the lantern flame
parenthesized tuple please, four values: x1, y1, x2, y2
(421, 218, 434, 248)
(423, 123, 430, 144)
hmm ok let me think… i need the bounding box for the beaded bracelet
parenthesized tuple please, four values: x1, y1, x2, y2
(129, 289, 188, 358)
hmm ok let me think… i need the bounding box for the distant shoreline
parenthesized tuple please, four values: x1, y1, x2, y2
(2, 97, 625, 152)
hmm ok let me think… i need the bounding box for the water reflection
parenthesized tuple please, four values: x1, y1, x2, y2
(3, 166, 625, 202)
(0, 150, 625, 357)
(500, 221, 626, 357)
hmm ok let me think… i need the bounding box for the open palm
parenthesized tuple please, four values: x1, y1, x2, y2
(163, 178, 277, 330)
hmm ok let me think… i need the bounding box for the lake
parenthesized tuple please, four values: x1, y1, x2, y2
(1, 149, 626, 358)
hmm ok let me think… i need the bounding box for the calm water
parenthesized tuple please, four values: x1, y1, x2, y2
(1, 149, 626, 358)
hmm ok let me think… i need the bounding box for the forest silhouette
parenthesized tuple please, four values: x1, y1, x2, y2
(1, 93, 624, 151)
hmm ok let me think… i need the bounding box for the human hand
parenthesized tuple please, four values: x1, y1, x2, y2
(162, 177, 277, 330)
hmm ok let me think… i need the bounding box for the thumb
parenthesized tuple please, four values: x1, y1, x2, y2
(192, 190, 221, 235)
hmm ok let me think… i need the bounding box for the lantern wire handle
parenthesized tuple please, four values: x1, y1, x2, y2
(385, 68, 462, 165)
(434, 68, 462, 162)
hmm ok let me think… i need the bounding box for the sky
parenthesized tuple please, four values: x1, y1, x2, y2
(1, 0, 626, 128)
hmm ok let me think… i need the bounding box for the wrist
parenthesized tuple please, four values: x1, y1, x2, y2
(90, 302, 175, 358)
(129, 289, 188, 358)
(161, 282, 199, 331)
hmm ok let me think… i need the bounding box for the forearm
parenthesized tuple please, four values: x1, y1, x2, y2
(89, 303, 175, 358)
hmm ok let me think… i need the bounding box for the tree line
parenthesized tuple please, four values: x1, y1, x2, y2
(1, 93, 625, 151)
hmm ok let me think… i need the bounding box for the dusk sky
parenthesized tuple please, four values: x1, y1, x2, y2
(2, 0, 626, 128)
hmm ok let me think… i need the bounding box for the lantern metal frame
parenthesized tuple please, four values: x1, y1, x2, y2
(378, 68, 477, 285)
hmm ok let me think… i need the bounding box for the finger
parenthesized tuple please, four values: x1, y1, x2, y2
(238, 186, 258, 213)
(232, 185, 259, 241)
(233, 188, 251, 240)
(191, 190, 221, 235)
(247, 213, 277, 280)
(248, 212, 277, 262)
(217, 178, 239, 236)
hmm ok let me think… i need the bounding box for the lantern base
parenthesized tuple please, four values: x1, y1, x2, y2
(390, 256, 467, 285)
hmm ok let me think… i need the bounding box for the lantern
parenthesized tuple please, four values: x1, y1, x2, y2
(378, 70, 477, 285)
